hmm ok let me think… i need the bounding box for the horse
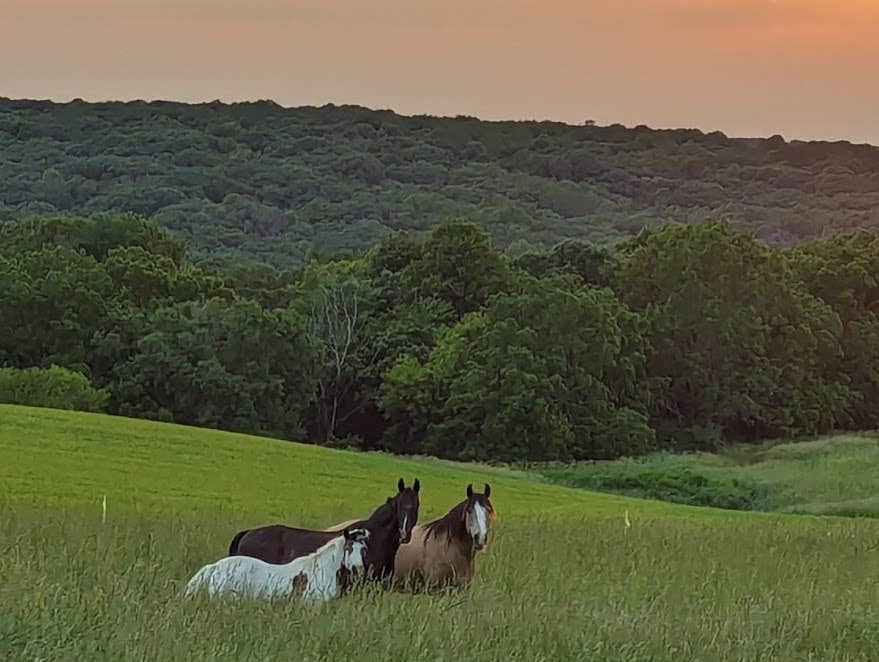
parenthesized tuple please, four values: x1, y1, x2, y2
(184, 527, 369, 602)
(394, 483, 496, 591)
(228, 477, 420, 584)
(321, 476, 420, 584)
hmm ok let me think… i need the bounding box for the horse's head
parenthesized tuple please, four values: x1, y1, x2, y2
(342, 527, 370, 572)
(463, 483, 495, 551)
(391, 477, 420, 544)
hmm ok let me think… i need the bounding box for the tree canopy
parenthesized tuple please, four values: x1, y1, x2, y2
(1, 213, 876, 462)
(2, 98, 878, 270)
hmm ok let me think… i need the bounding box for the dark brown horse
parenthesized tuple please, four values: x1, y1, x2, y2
(394, 483, 496, 591)
(228, 478, 420, 584)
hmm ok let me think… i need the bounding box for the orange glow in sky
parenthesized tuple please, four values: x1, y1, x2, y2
(3, 0, 878, 143)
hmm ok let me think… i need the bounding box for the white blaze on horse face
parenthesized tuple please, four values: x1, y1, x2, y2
(400, 514, 409, 540)
(468, 502, 490, 549)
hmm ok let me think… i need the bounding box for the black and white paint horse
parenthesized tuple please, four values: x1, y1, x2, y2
(186, 528, 369, 601)
(228, 478, 420, 585)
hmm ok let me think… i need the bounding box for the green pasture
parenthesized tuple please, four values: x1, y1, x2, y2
(2, 405, 878, 661)
(541, 433, 879, 518)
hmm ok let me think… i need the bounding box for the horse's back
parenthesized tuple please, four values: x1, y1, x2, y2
(184, 563, 213, 597)
(187, 555, 300, 599)
(186, 557, 244, 597)
(322, 518, 359, 532)
(235, 524, 337, 565)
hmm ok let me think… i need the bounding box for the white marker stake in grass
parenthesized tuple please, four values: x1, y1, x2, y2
(102, 494, 107, 524)
(624, 509, 631, 535)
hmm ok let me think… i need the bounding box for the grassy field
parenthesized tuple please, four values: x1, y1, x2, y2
(2, 404, 879, 661)
(541, 433, 879, 518)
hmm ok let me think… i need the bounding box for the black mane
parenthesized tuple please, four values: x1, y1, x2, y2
(356, 498, 397, 530)
(346, 491, 409, 582)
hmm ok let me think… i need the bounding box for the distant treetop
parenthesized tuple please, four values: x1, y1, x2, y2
(1, 97, 877, 269)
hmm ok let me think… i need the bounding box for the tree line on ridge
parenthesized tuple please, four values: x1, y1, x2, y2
(1, 213, 877, 462)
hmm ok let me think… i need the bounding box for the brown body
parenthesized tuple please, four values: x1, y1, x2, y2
(230, 524, 336, 565)
(393, 483, 495, 591)
(393, 523, 477, 589)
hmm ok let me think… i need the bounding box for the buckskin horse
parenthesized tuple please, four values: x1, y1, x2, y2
(228, 478, 420, 584)
(186, 527, 370, 601)
(394, 483, 496, 591)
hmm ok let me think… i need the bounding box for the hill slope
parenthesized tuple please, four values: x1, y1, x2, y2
(542, 433, 879, 517)
(3, 405, 879, 660)
(2, 98, 879, 268)
(0, 403, 671, 522)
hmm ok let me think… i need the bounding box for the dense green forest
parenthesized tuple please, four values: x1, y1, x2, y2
(2, 213, 878, 461)
(2, 98, 879, 269)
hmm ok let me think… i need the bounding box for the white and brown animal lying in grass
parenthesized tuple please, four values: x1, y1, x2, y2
(184, 528, 369, 601)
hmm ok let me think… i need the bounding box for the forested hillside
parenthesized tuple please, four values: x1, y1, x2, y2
(2, 97, 878, 269)
(2, 214, 879, 461)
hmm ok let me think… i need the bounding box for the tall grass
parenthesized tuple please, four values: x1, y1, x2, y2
(2, 503, 878, 661)
(4, 405, 879, 659)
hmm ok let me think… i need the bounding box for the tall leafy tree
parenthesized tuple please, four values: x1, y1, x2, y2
(614, 220, 855, 446)
(791, 232, 879, 428)
(112, 298, 317, 437)
(380, 313, 487, 456)
(403, 220, 513, 316)
(0, 213, 186, 264)
(513, 239, 615, 288)
(0, 247, 118, 372)
(380, 275, 654, 461)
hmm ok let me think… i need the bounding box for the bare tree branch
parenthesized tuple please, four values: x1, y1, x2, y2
(308, 279, 368, 441)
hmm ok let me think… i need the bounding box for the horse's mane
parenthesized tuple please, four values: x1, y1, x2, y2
(423, 500, 467, 543)
(280, 534, 340, 567)
(313, 535, 345, 562)
(314, 534, 346, 557)
(361, 496, 397, 528)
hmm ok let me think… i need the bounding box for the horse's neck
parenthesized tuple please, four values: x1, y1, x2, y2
(305, 539, 344, 596)
(432, 505, 468, 540)
(424, 513, 473, 560)
(366, 501, 396, 529)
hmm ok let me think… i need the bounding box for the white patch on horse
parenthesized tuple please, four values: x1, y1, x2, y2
(184, 529, 369, 602)
(469, 502, 489, 547)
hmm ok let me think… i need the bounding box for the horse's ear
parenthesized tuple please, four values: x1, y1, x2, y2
(466, 484, 473, 498)
(386, 496, 392, 503)
(484, 483, 491, 498)
(398, 477, 405, 492)
(413, 478, 420, 493)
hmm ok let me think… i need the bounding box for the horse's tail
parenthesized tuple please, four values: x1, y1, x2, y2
(228, 529, 248, 556)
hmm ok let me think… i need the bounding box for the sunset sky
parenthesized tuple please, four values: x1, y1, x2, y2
(3, 0, 878, 144)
